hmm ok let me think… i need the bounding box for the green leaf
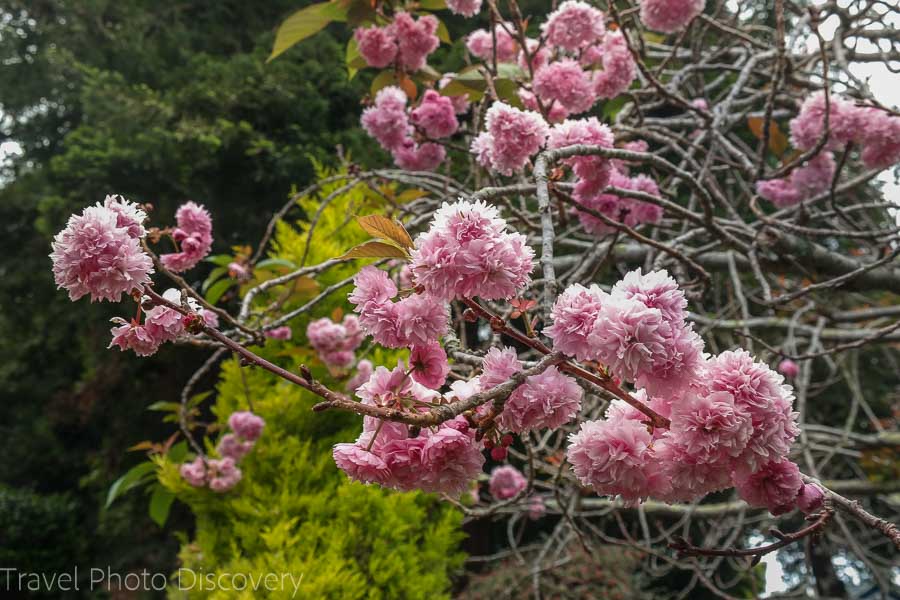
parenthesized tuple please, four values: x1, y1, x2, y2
(339, 240, 409, 260)
(435, 18, 451, 44)
(420, 0, 447, 9)
(147, 401, 181, 413)
(495, 79, 523, 108)
(268, 2, 348, 62)
(205, 254, 234, 267)
(148, 485, 175, 527)
(202, 266, 227, 293)
(496, 63, 526, 80)
(370, 70, 395, 96)
(346, 38, 366, 80)
(204, 278, 236, 305)
(106, 461, 156, 508)
(255, 257, 297, 271)
(168, 441, 188, 464)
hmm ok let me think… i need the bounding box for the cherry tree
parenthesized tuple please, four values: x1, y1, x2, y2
(52, 0, 900, 595)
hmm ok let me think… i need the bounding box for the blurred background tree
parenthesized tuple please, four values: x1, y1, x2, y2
(0, 0, 372, 583)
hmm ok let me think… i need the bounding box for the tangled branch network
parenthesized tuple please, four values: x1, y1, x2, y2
(51, 0, 900, 595)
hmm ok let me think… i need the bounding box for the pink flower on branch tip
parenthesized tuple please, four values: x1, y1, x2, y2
(354, 26, 397, 68)
(639, 0, 706, 33)
(51, 202, 154, 302)
(498, 366, 583, 433)
(217, 433, 254, 461)
(229, 411, 265, 441)
(542, 1, 605, 51)
(466, 27, 518, 63)
(446, 0, 482, 17)
(390, 12, 440, 72)
(533, 60, 597, 115)
(489, 465, 528, 500)
(733, 459, 803, 515)
(410, 90, 459, 139)
(778, 359, 799, 378)
(410, 341, 450, 389)
(476, 102, 549, 176)
(207, 457, 242, 492)
(410, 199, 534, 301)
(109, 320, 160, 356)
(180, 457, 207, 487)
(361, 86, 410, 152)
(159, 202, 213, 273)
(265, 326, 292, 340)
(592, 31, 637, 99)
(544, 283, 608, 361)
(796, 482, 825, 514)
(307, 315, 364, 368)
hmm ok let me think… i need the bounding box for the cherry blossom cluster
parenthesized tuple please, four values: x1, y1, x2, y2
(546, 271, 816, 514)
(110, 288, 218, 356)
(306, 315, 365, 368)
(354, 12, 439, 71)
(360, 86, 454, 171)
(333, 363, 484, 495)
(180, 411, 265, 492)
(758, 93, 900, 206)
(50, 196, 219, 356)
(638, 0, 706, 33)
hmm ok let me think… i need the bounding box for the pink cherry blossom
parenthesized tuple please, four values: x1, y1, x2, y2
(217, 433, 255, 461)
(466, 27, 518, 63)
(756, 178, 803, 208)
(778, 359, 800, 379)
(544, 283, 608, 361)
(533, 60, 597, 115)
(410, 199, 534, 301)
(180, 457, 207, 487)
(796, 482, 825, 514)
(410, 341, 450, 389)
(446, 0, 482, 17)
(361, 86, 410, 152)
(857, 107, 900, 169)
(103, 194, 147, 238)
(346, 359, 374, 393)
(574, 169, 663, 234)
(789, 92, 862, 151)
(333, 441, 392, 485)
(498, 366, 583, 433)
(667, 390, 752, 464)
(611, 268, 687, 325)
(160, 202, 213, 273)
(265, 325, 292, 340)
(51, 203, 154, 302)
(480, 346, 523, 389)
(350, 265, 399, 307)
(390, 12, 440, 72)
(477, 102, 549, 176)
(518, 38, 551, 73)
(733, 459, 802, 515)
(410, 89, 459, 138)
(542, 1, 605, 51)
(567, 416, 669, 505)
(229, 411, 265, 441)
(421, 417, 485, 495)
(593, 31, 637, 99)
(547, 117, 615, 188)
(654, 438, 733, 502)
(207, 457, 242, 492)
(517, 89, 570, 123)
(307, 315, 365, 368)
(391, 139, 446, 171)
(639, 0, 705, 33)
(354, 26, 397, 68)
(109, 320, 160, 356)
(489, 465, 528, 499)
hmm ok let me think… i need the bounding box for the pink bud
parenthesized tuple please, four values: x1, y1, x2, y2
(796, 483, 825, 514)
(778, 359, 800, 379)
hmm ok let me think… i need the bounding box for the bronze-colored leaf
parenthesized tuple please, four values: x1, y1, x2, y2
(356, 214, 415, 249)
(339, 240, 409, 259)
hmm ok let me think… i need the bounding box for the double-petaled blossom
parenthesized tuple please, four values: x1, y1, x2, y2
(497, 365, 583, 433)
(265, 325, 292, 340)
(410, 90, 459, 139)
(410, 341, 450, 389)
(409, 199, 534, 301)
(335, 367, 484, 495)
(160, 202, 213, 273)
(466, 26, 518, 63)
(547, 117, 615, 192)
(180, 457, 207, 488)
(592, 31, 637, 99)
(354, 26, 398, 68)
(733, 459, 802, 515)
(544, 283, 608, 361)
(567, 412, 670, 505)
(574, 169, 663, 234)
(207, 457, 243, 492)
(346, 359, 374, 392)
(790, 92, 862, 152)
(541, 1, 605, 51)
(612, 268, 687, 325)
(703, 349, 799, 473)
(532, 59, 597, 115)
(217, 433, 255, 461)
(307, 315, 365, 368)
(361, 86, 411, 152)
(489, 465, 528, 500)
(391, 139, 447, 172)
(109, 320, 160, 356)
(518, 38, 551, 73)
(474, 102, 549, 176)
(857, 107, 900, 169)
(639, 0, 705, 33)
(446, 0, 482, 17)
(51, 200, 153, 302)
(350, 266, 448, 348)
(103, 194, 147, 238)
(229, 411, 265, 442)
(391, 12, 440, 72)
(756, 152, 836, 207)
(666, 390, 752, 465)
